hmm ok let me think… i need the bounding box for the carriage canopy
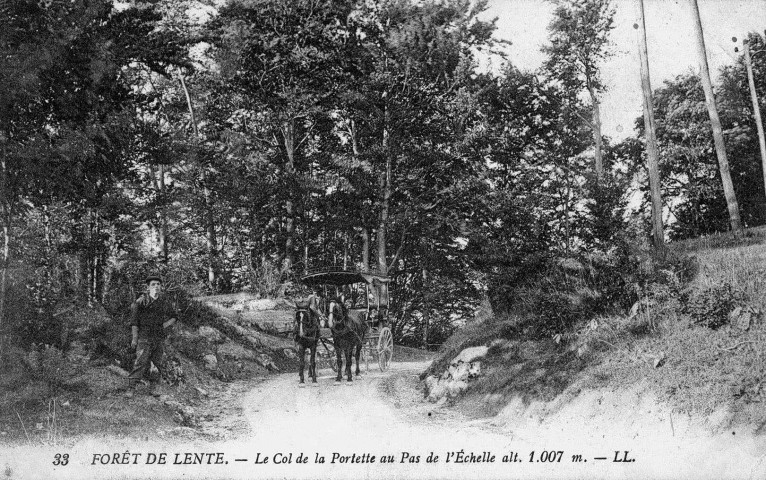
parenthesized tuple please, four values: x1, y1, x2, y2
(300, 269, 390, 310)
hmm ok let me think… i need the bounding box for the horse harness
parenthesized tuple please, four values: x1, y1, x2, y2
(329, 304, 366, 346)
(295, 308, 319, 341)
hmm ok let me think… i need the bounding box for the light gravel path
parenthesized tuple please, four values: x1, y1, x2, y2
(5, 360, 766, 479)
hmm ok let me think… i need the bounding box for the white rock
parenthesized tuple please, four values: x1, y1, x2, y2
(198, 326, 226, 343)
(247, 299, 279, 311)
(427, 382, 448, 402)
(424, 375, 439, 393)
(468, 361, 481, 378)
(217, 341, 255, 361)
(447, 380, 468, 397)
(451, 346, 489, 364)
(106, 365, 129, 377)
(203, 354, 218, 371)
(448, 360, 482, 382)
(258, 354, 279, 371)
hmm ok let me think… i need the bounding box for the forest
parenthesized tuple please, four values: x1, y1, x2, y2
(1, 0, 766, 358)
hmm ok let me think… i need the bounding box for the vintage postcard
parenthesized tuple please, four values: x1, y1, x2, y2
(1, 0, 766, 478)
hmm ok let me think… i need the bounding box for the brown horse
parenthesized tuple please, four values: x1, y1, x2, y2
(293, 304, 320, 384)
(328, 298, 368, 382)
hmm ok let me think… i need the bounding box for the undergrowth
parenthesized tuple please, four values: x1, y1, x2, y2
(428, 228, 766, 429)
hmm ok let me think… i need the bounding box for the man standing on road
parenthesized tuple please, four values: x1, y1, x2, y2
(128, 275, 178, 391)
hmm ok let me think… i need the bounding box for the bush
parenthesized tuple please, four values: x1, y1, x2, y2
(23, 344, 72, 394)
(248, 258, 292, 298)
(683, 283, 744, 329)
(485, 233, 697, 339)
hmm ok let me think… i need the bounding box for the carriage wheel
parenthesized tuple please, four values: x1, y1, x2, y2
(377, 327, 393, 372)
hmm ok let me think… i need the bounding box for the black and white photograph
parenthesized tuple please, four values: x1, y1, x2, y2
(1, 0, 766, 478)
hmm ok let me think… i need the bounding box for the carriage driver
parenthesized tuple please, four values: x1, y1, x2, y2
(308, 287, 327, 328)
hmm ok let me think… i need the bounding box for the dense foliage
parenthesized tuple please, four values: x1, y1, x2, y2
(1, 0, 765, 355)
(629, 33, 766, 239)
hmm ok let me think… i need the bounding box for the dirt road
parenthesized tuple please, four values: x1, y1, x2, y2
(5, 359, 766, 479)
(235, 360, 766, 480)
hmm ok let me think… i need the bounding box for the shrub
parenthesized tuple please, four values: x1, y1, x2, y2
(23, 344, 74, 394)
(485, 233, 698, 339)
(683, 283, 743, 329)
(248, 258, 291, 298)
(161, 351, 185, 386)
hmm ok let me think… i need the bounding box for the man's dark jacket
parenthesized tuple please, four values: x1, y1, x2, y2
(130, 294, 177, 340)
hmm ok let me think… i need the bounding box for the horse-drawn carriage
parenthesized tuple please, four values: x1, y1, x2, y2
(292, 269, 394, 383)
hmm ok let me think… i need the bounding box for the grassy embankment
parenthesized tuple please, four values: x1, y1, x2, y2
(426, 227, 766, 430)
(0, 294, 297, 445)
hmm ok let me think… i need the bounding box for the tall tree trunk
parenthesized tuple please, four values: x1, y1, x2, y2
(0, 150, 7, 365)
(179, 74, 218, 289)
(349, 120, 368, 272)
(422, 267, 429, 348)
(93, 210, 103, 302)
(350, 119, 360, 158)
(282, 119, 296, 273)
(637, 0, 665, 251)
(158, 164, 168, 263)
(744, 40, 766, 202)
(343, 232, 349, 270)
(360, 228, 370, 271)
(587, 81, 605, 181)
(0, 220, 7, 364)
(86, 208, 95, 306)
(377, 107, 392, 275)
(564, 164, 572, 254)
(690, 0, 743, 233)
(42, 205, 53, 300)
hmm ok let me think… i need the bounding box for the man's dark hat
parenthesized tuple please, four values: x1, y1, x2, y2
(145, 275, 163, 285)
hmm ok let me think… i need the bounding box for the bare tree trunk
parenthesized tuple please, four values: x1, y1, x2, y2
(744, 41, 766, 201)
(690, 0, 743, 233)
(377, 156, 392, 274)
(42, 205, 53, 298)
(343, 232, 349, 270)
(93, 210, 102, 302)
(0, 150, 8, 364)
(350, 119, 360, 158)
(377, 107, 392, 276)
(349, 120, 369, 273)
(422, 267, 429, 348)
(86, 209, 95, 306)
(282, 119, 296, 273)
(100, 249, 111, 304)
(637, 0, 665, 250)
(0, 224, 7, 364)
(360, 228, 370, 271)
(587, 82, 604, 181)
(179, 74, 218, 289)
(158, 164, 168, 263)
(564, 165, 572, 254)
